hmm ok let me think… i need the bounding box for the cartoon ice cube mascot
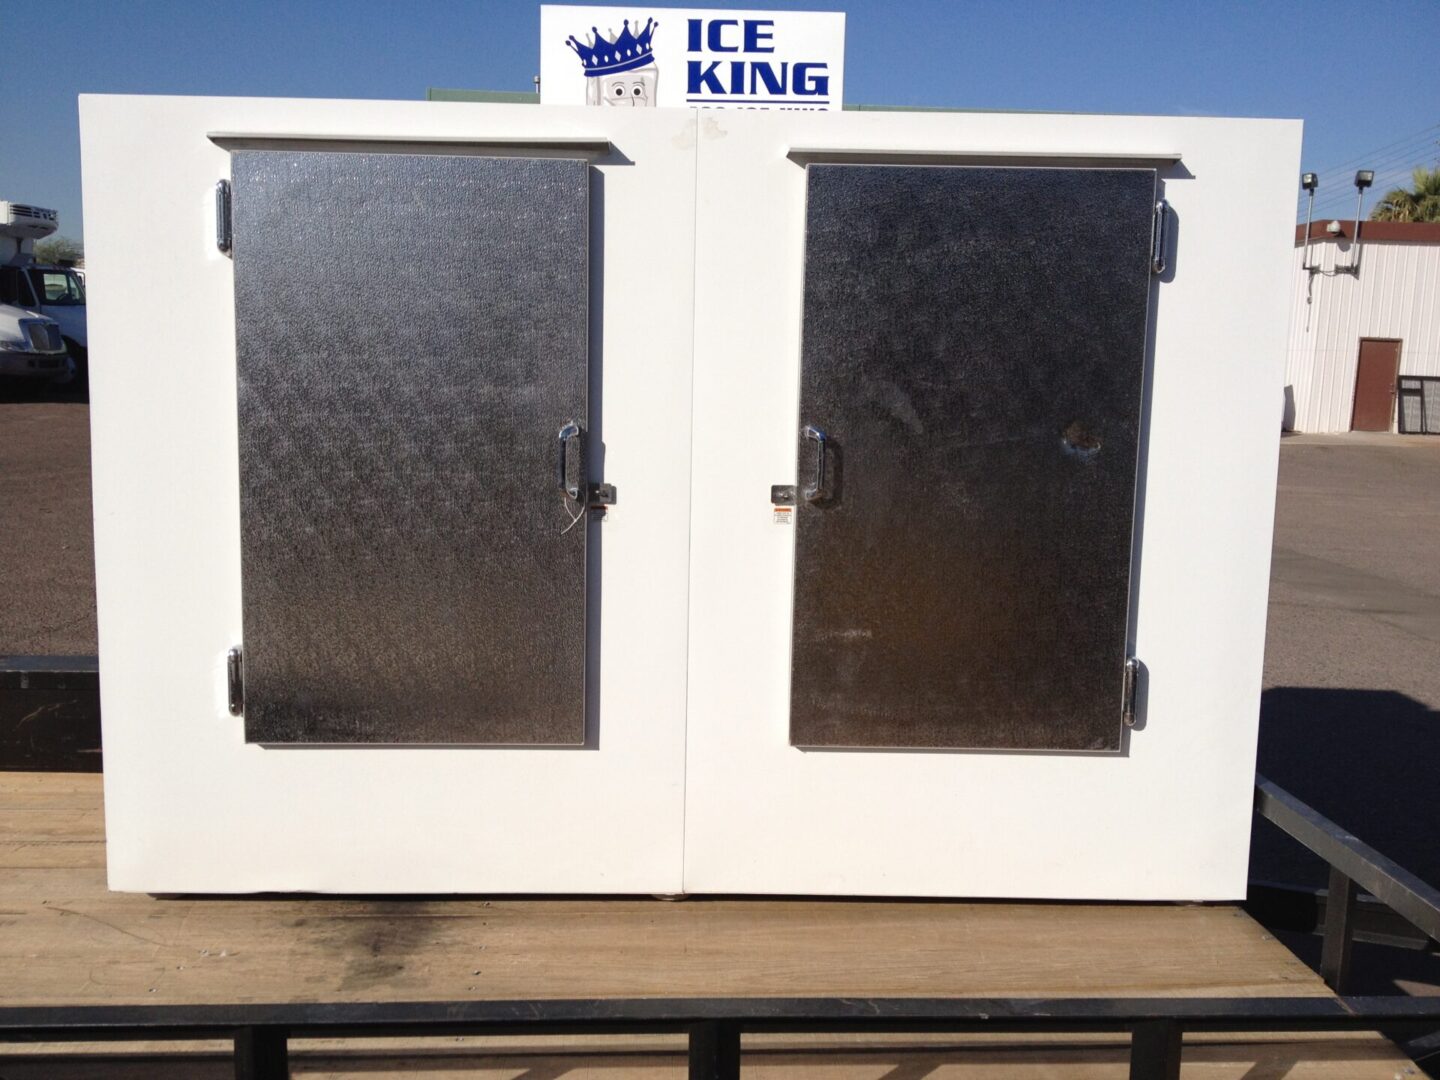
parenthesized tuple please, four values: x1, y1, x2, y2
(567, 18, 659, 107)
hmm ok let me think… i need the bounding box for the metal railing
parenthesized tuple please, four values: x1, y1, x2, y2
(1255, 776, 1440, 993)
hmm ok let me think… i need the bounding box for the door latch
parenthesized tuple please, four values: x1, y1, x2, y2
(556, 422, 616, 508)
(801, 425, 828, 503)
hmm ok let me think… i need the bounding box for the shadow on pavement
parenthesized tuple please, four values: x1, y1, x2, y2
(0, 379, 88, 405)
(1253, 686, 1440, 891)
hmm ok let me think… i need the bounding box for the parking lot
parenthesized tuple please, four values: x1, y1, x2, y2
(2, 398, 1438, 889)
(1252, 433, 1440, 886)
(0, 387, 94, 656)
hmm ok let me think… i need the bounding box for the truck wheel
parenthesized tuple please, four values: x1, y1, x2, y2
(48, 354, 77, 389)
(64, 340, 88, 393)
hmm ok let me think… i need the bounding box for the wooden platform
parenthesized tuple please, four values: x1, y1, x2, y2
(0, 771, 1414, 1077)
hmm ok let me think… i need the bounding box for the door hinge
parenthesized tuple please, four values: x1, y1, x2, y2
(227, 646, 244, 716)
(1122, 656, 1141, 727)
(1150, 200, 1170, 276)
(587, 482, 617, 507)
(215, 179, 233, 255)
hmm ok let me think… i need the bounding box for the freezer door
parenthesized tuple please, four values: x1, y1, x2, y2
(791, 164, 1156, 752)
(231, 150, 590, 745)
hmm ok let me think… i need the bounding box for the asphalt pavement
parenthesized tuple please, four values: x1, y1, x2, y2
(0, 387, 95, 655)
(1252, 433, 1440, 887)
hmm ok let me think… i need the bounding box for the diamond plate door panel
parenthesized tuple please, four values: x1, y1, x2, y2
(791, 164, 1156, 752)
(231, 150, 589, 745)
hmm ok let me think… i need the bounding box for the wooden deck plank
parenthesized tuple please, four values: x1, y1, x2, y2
(0, 772, 1415, 1077)
(0, 772, 105, 866)
(0, 841, 104, 869)
(0, 869, 1326, 1004)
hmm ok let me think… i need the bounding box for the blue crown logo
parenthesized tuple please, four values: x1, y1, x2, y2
(567, 18, 658, 77)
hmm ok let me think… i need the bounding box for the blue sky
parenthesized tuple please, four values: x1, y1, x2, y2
(2, 0, 1437, 240)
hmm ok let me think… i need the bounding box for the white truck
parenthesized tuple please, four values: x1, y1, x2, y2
(0, 201, 82, 386)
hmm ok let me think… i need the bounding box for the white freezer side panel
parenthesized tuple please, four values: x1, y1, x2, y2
(81, 96, 697, 893)
(83, 99, 1298, 898)
(681, 110, 1301, 899)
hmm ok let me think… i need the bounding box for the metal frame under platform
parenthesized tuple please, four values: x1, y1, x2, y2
(3, 995, 1440, 1080)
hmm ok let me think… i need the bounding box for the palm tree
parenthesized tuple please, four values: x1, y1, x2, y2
(1369, 165, 1440, 222)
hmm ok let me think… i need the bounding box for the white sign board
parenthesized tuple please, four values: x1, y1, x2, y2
(540, 5, 845, 110)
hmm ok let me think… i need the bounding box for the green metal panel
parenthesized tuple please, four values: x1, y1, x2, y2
(426, 88, 540, 104)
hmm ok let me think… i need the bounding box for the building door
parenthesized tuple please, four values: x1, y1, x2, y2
(231, 150, 591, 745)
(789, 165, 1157, 752)
(1351, 338, 1402, 431)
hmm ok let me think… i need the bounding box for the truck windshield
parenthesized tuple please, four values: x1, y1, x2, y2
(29, 268, 85, 306)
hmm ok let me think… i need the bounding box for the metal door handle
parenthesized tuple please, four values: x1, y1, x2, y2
(802, 425, 827, 503)
(557, 421, 581, 500)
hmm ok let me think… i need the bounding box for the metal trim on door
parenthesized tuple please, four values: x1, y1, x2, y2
(231, 150, 592, 746)
(789, 164, 1158, 752)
